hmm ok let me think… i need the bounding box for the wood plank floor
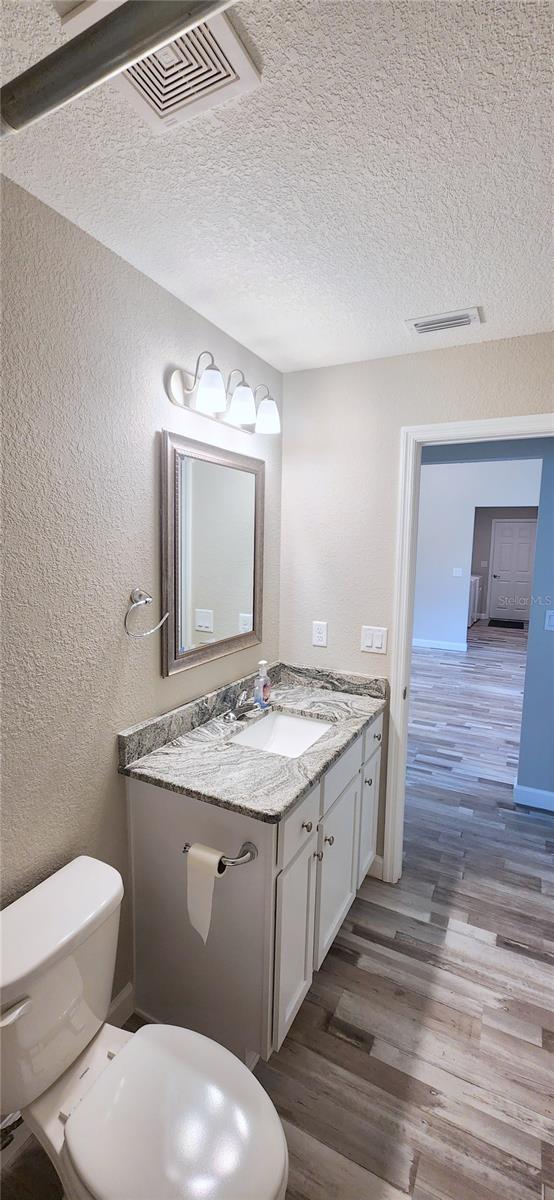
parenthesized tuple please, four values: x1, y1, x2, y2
(3, 623, 553, 1199)
(255, 623, 554, 1200)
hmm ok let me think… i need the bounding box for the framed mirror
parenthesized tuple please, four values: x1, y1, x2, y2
(161, 431, 264, 675)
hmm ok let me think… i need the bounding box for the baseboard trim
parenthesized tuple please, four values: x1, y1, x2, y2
(513, 783, 554, 813)
(412, 638, 467, 652)
(108, 981, 135, 1027)
(368, 854, 384, 880)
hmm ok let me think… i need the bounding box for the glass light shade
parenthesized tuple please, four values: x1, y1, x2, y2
(195, 365, 227, 414)
(255, 397, 281, 435)
(227, 383, 256, 426)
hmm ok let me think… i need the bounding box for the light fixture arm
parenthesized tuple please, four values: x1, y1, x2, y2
(254, 384, 270, 404)
(226, 368, 247, 397)
(182, 350, 216, 396)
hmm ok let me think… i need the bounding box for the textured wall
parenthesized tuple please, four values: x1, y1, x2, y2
(1, 179, 282, 990)
(280, 334, 553, 677)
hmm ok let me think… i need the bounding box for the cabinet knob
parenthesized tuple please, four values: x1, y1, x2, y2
(374, 732, 382, 742)
(324, 835, 335, 846)
(302, 820, 313, 833)
(365, 777, 373, 787)
(314, 850, 324, 861)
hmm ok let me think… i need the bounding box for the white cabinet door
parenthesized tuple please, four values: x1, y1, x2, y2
(274, 832, 317, 1049)
(357, 748, 381, 888)
(315, 775, 359, 969)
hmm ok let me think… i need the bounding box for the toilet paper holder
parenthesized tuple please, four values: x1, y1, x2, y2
(182, 841, 258, 869)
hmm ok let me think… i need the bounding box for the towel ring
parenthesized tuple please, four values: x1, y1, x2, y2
(124, 588, 169, 640)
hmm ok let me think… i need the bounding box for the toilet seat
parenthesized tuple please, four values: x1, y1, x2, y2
(62, 1024, 288, 1200)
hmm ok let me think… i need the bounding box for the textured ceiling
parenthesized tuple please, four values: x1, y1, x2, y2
(1, 0, 551, 371)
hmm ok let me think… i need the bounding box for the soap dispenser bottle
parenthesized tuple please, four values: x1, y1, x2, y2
(254, 660, 271, 708)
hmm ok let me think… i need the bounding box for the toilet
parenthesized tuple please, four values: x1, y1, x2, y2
(0, 856, 288, 1200)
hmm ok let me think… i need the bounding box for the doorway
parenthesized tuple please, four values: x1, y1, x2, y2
(487, 516, 537, 622)
(383, 416, 554, 885)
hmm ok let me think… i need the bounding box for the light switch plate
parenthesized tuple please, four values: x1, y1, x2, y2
(361, 626, 387, 654)
(545, 609, 554, 632)
(195, 608, 214, 632)
(452, 567, 463, 577)
(312, 620, 328, 647)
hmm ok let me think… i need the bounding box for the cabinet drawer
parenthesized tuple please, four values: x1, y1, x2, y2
(278, 784, 320, 870)
(363, 711, 384, 763)
(322, 735, 363, 816)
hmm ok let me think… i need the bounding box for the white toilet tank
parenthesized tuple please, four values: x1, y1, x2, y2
(0, 856, 123, 1113)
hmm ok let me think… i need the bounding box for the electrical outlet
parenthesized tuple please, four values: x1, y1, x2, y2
(238, 612, 253, 634)
(312, 620, 328, 647)
(361, 626, 387, 654)
(545, 610, 554, 632)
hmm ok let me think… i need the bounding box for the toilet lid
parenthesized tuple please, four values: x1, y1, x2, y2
(63, 1024, 288, 1200)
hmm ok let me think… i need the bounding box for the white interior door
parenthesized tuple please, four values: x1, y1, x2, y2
(489, 519, 537, 620)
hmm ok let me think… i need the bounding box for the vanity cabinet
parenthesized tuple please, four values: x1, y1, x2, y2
(274, 828, 317, 1047)
(314, 774, 360, 969)
(128, 709, 384, 1065)
(357, 739, 382, 888)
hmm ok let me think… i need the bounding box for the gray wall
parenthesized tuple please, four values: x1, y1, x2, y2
(518, 446, 554, 798)
(1, 179, 282, 990)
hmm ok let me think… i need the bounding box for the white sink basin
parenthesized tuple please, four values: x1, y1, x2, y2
(231, 711, 332, 759)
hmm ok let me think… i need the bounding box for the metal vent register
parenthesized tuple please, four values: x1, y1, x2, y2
(405, 307, 482, 335)
(60, 2, 260, 134)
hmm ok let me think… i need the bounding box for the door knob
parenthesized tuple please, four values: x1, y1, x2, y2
(374, 732, 382, 742)
(324, 835, 335, 846)
(365, 777, 373, 787)
(493, 574, 499, 579)
(314, 850, 324, 861)
(302, 820, 313, 833)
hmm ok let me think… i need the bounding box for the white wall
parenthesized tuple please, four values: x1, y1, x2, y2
(1, 179, 282, 991)
(280, 332, 553, 676)
(413, 461, 542, 650)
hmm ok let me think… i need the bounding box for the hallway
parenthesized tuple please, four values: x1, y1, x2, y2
(256, 622, 554, 1200)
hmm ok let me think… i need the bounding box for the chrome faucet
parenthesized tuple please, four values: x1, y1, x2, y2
(222, 689, 258, 722)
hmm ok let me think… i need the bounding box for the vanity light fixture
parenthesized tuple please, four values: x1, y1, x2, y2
(184, 350, 228, 415)
(254, 386, 281, 435)
(226, 370, 257, 426)
(167, 357, 280, 434)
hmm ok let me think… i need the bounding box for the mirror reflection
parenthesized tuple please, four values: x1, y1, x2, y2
(162, 431, 264, 675)
(179, 457, 256, 651)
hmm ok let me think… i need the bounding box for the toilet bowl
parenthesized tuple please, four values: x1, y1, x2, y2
(0, 856, 288, 1200)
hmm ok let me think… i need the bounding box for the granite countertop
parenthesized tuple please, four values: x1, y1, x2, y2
(122, 682, 385, 823)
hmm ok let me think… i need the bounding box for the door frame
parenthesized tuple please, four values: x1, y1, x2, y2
(487, 517, 537, 621)
(383, 412, 553, 885)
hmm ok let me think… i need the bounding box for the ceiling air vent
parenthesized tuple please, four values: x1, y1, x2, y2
(405, 307, 482, 335)
(59, 1, 260, 134)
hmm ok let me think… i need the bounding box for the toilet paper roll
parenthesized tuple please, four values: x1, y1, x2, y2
(186, 844, 226, 944)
